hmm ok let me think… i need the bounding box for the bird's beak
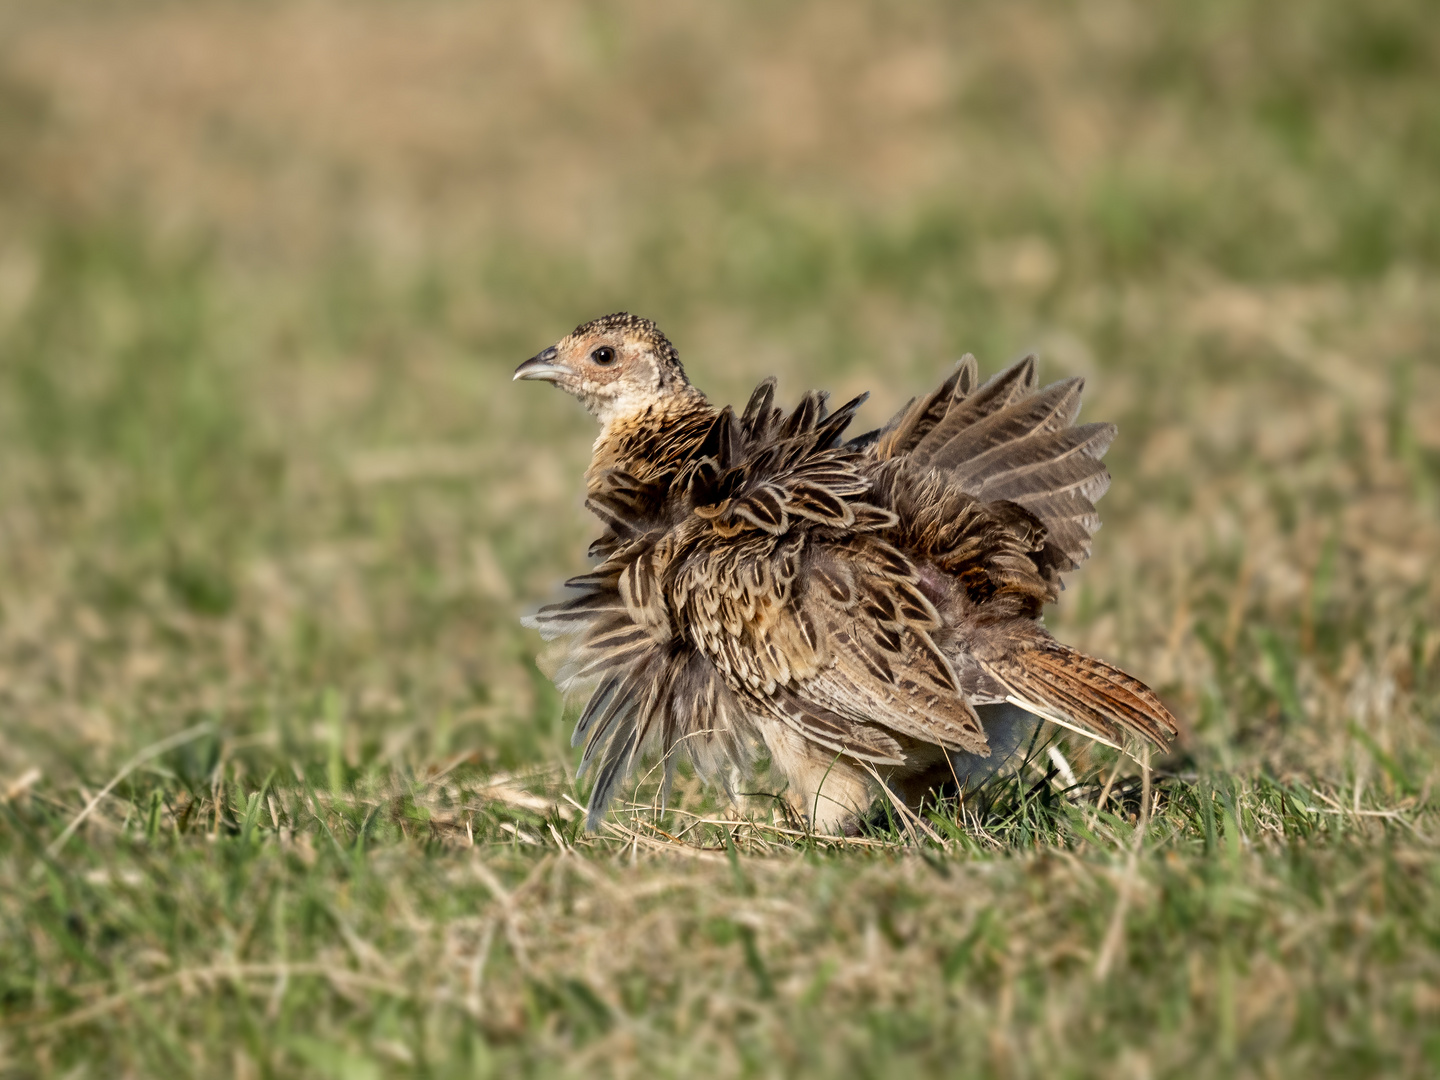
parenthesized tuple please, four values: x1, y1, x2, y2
(513, 346, 571, 383)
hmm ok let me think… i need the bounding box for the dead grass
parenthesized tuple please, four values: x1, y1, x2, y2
(1, 0, 1438, 1076)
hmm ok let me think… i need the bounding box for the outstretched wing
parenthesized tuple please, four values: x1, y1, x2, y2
(851, 359, 1177, 751)
(854, 355, 1116, 594)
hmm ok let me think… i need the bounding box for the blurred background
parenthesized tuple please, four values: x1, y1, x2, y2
(1, 0, 1437, 797)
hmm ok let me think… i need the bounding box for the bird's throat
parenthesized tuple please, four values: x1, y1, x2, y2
(586, 392, 715, 491)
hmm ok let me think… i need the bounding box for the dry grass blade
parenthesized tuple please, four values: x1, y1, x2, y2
(22, 963, 412, 1036)
(1093, 748, 1153, 981)
(44, 722, 215, 859)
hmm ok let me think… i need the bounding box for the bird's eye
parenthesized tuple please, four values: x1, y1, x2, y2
(590, 346, 616, 366)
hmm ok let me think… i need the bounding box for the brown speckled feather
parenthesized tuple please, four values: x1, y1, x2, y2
(518, 316, 1177, 830)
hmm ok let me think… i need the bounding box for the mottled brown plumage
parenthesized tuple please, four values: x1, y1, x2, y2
(515, 314, 1178, 832)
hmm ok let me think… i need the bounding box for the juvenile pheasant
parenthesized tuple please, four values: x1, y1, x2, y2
(515, 313, 1177, 833)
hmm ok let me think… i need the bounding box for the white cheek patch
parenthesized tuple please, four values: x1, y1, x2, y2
(592, 357, 663, 428)
(594, 383, 657, 427)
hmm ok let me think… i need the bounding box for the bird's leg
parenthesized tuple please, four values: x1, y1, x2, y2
(759, 722, 875, 835)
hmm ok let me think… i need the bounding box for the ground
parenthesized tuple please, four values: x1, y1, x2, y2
(1, 0, 1438, 1076)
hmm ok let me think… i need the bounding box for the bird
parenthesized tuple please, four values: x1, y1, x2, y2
(514, 312, 1177, 834)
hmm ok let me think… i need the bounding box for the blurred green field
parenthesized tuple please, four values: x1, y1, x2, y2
(1, 0, 1439, 1076)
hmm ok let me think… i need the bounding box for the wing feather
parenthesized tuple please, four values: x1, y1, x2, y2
(859, 358, 1120, 592)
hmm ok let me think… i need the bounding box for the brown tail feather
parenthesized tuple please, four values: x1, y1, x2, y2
(985, 643, 1177, 750)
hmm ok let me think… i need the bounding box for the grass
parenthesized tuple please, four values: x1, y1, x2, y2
(1, 0, 1439, 1075)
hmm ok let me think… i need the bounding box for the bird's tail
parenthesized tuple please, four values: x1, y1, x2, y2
(982, 642, 1177, 751)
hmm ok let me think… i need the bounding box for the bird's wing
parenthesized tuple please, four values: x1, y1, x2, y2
(853, 356, 1115, 593)
(787, 541, 991, 756)
(671, 445, 991, 760)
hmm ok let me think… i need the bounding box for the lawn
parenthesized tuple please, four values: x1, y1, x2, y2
(1, 0, 1438, 1076)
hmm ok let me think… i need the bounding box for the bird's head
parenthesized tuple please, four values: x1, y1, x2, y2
(513, 313, 698, 427)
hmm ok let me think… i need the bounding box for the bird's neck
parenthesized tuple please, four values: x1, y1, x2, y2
(586, 390, 715, 490)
